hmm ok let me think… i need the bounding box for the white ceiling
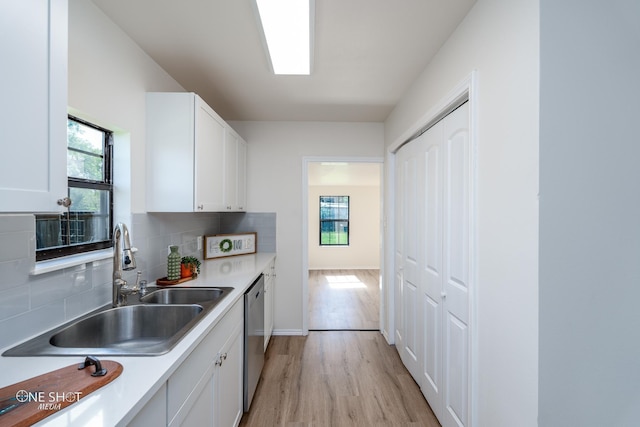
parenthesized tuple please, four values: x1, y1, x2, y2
(90, 0, 476, 122)
(308, 162, 381, 187)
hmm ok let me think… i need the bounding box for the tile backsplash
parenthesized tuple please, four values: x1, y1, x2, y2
(221, 212, 277, 253)
(0, 212, 276, 351)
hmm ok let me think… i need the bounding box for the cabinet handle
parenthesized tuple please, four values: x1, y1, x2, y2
(197, 204, 204, 210)
(57, 197, 72, 208)
(215, 352, 228, 367)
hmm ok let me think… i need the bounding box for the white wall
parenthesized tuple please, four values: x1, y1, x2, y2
(229, 121, 384, 332)
(308, 185, 380, 270)
(68, 0, 184, 215)
(384, 0, 539, 425)
(539, 1, 640, 426)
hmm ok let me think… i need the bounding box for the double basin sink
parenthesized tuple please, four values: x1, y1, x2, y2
(3, 287, 234, 357)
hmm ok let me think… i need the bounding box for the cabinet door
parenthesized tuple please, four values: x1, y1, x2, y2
(180, 372, 215, 427)
(236, 137, 247, 210)
(0, 0, 67, 212)
(264, 261, 275, 351)
(264, 277, 272, 351)
(222, 128, 248, 212)
(194, 96, 226, 211)
(223, 128, 238, 211)
(215, 322, 243, 427)
(129, 383, 167, 427)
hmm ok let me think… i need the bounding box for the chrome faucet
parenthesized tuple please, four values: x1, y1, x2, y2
(112, 223, 138, 307)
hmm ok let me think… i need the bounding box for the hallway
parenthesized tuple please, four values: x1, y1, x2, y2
(239, 269, 439, 426)
(308, 269, 380, 330)
(239, 331, 440, 426)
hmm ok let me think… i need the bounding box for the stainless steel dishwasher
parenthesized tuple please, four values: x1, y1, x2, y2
(244, 274, 265, 411)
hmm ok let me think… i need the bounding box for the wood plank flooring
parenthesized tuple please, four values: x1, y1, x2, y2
(308, 269, 380, 330)
(239, 332, 440, 427)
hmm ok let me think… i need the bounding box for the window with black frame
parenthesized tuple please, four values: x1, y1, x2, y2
(36, 116, 114, 261)
(319, 196, 349, 246)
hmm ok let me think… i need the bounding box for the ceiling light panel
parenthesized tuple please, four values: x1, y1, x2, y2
(255, 0, 313, 75)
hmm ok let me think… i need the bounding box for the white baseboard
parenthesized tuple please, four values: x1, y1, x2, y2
(272, 329, 305, 336)
(308, 267, 380, 271)
(381, 329, 393, 345)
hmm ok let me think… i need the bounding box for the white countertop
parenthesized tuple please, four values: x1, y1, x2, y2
(0, 252, 276, 427)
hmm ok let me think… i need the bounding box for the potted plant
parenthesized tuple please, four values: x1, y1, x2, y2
(181, 256, 201, 278)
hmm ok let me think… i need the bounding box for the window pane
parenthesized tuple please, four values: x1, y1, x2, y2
(35, 215, 63, 249)
(319, 195, 349, 246)
(320, 221, 349, 245)
(36, 189, 110, 251)
(320, 196, 349, 220)
(68, 187, 110, 244)
(67, 119, 105, 180)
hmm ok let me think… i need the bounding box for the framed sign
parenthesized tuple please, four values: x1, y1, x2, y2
(204, 232, 257, 259)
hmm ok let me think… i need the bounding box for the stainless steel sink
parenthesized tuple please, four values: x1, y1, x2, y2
(3, 287, 234, 357)
(140, 287, 232, 305)
(50, 304, 203, 351)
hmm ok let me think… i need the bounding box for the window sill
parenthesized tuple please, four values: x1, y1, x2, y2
(31, 248, 136, 275)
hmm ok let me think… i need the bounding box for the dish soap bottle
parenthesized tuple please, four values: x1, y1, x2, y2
(167, 245, 181, 281)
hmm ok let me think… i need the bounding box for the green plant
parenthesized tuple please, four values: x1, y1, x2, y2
(181, 256, 201, 275)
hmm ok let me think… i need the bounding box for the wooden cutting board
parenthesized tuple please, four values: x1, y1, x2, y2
(0, 359, 123, 427)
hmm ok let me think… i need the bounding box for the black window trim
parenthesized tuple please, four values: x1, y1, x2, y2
(36, 115, 114, 261)
(319, 195, 350, 246)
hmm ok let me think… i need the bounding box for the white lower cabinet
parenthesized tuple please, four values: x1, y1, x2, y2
(160, 298, 243, 427)
(128, 383, 167, 427)
(263, 260, 276, 351)
(215, 320, 243, 427)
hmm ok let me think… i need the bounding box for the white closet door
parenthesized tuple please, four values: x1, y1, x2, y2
(394, 148, 406, 351)
(441, 102, 470, 427)
(398, 141, 423, 379)
(420, 120, 445, 421)
(395, 101, 471, 427)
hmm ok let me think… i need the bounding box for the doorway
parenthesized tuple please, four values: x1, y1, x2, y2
(302, 159, 383, 333)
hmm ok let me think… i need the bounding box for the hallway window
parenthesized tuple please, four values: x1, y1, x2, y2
(319, 196, 349, 245)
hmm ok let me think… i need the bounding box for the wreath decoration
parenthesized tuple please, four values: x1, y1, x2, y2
(219, 238, 233, 253)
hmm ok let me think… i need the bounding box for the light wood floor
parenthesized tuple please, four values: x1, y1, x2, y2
(239, 331, 440, 427)
(308, 269, 380, 330)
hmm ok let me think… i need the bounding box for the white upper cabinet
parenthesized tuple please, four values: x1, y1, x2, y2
(0, 0, 68, 213)
(236, 137, 247, 211)
(146, 92, 246, 212)
(223, 127, 247, 211)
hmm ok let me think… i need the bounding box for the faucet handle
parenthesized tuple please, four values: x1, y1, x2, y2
(139, 280, 148, 296)
(134, 271, 142, 287)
